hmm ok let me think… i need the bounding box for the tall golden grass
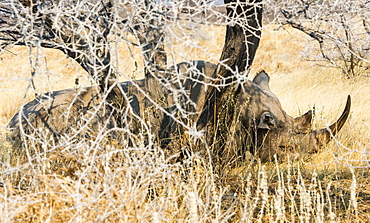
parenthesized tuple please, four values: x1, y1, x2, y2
(0, 23, 369, 222)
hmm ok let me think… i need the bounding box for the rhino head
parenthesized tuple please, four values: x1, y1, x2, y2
(239, 70, 351, 161)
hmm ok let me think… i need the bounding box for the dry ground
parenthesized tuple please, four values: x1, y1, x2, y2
(0, 23, 370, 222)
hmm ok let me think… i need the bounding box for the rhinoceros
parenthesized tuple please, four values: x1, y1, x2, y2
(240, 70, 350, 161)
(7, 61, 351, 161)
(7, 61, 217, 142)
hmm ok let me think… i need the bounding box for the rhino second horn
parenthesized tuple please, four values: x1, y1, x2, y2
(312, 95, 351, 145)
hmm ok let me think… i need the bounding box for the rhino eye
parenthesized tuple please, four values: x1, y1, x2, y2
(265, 115, 274, 125)
(258, 112, 275, 130)
(290, 129, 308, 135)
(278, 145, 294, 151)
(264, 113, 275, 127)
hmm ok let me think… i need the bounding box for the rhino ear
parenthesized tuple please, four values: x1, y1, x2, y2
(253, 70, 271, 92)
(293, 110, 313, 133)
(258, 111, 276, 130)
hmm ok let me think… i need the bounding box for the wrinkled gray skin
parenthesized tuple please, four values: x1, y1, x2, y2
(240, 71, 351, 161)
(7, 61, 216, 141)
(7, 61, 351, 161)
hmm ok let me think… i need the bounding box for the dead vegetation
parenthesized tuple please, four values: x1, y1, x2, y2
(0, 1, 370, 222)
(0, 24, 369, 221)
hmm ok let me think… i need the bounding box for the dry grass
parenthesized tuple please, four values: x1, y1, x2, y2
(1, 23, 370, 222)
(253, 24, 370, 167)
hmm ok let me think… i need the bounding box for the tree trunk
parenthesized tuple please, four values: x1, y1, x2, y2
(2, 0, 129, 118)
(197, 0, 262, 155)
(131, 1, 169, 139)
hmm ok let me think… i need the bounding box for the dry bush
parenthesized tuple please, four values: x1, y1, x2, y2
(0, 0, 369, 222)
(1, 23, 369, 221)
(265, 0, 370, 78)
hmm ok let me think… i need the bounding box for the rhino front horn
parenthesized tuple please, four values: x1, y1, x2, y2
(312, 95, 351, 146)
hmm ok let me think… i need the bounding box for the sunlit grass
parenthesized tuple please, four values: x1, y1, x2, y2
(0, 23, 369, 221)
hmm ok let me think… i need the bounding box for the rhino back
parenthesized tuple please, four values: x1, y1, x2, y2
(7, 86, 102, 138)
(171, 61, 217, 111)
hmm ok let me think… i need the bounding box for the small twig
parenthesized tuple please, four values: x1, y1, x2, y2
(0, 182, 27, 191)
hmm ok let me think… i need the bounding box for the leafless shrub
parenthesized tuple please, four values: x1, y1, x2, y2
(266, 0, 370, 78)
(0, 0, 367, 221)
